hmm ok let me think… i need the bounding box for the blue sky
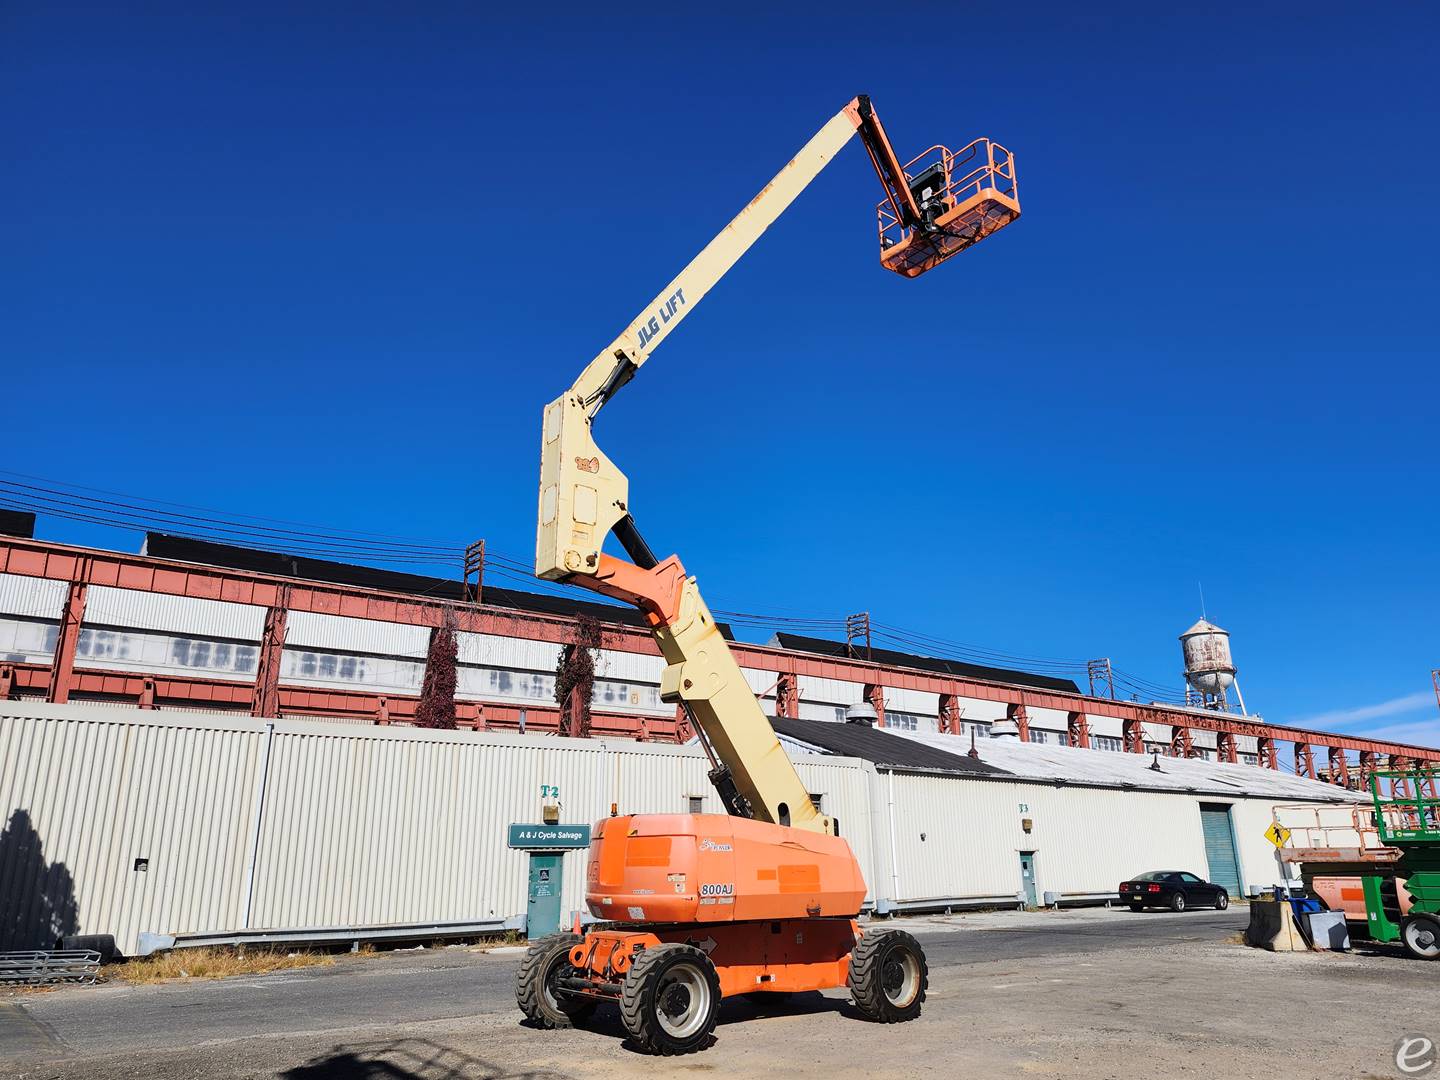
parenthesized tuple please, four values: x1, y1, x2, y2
(2, 4, 1437, 747)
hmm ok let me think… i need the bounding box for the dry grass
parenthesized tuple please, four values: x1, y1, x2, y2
(110, 947, 335, 985)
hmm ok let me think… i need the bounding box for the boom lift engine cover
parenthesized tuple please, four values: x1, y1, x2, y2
(518, 94, 1020, 1055)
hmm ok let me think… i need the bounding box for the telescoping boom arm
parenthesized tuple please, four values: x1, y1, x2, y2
(536, 96, 1019, 835)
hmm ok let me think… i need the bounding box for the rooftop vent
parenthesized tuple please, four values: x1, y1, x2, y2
(989, 718, 1020, 740)
(844, 702, 878, 727)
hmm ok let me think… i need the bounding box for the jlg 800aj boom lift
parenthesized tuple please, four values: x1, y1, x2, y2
(517, 95, 1020, 1055)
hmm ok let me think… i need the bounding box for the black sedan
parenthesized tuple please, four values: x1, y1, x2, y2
(1120, 871, 1229, 912)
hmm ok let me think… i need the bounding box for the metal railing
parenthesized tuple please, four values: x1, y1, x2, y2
(1272, 803, 1399, 862)
(1371, 769, 1440, 843)
(0, 949, 101, 985)
(876, 138, 1018, 251)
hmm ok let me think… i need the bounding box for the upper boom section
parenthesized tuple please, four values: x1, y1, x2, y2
(563, 99, 880, 418)
(536, 97, 1020, 834)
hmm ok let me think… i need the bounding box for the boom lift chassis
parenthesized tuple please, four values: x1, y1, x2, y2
(518, 95, 1020, 1054)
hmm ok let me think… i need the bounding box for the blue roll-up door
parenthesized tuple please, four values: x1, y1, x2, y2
(1199, 803, 1242, 895)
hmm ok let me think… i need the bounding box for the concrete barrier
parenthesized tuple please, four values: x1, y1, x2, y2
(1245, 899, 1302, 952)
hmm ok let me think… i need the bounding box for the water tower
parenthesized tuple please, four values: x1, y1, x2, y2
(1179, 618, 1247, 714)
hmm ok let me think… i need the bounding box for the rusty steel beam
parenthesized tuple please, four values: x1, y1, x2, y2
(3, 536, 1439, 764)
(1216, 730, 1238, 764)
(939, 693, 963, 736)
(1008, 703, 1030, 742)
(251, 590, 289, 719)
(45, 578, 88, 704)
(1295, 742, 1316, 779)
(1328, 746, 1350, 787)
(775, 672, 800, 720)
(1170, 725, 1194, 759)
(865, 683, 886, 727)
(1067, 710, 1090, 749)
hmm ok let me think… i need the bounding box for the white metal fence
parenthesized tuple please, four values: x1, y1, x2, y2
(1, 699, 1336, 954)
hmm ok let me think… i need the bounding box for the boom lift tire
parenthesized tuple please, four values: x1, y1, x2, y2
(516, 933, 598, 1029)
(620, 943, 722, 1055)
(1401, 913, 1440, 961)
(848, 928, 928, 1023)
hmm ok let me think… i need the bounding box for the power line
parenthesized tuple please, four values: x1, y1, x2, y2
(5, 472, 1190, 695)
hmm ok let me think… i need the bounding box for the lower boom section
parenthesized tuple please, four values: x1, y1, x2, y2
(516, 919, 928, 1056)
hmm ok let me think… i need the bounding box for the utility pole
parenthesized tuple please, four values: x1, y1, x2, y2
(1086, 658, 1115, 699)
(845, 612, 872, 661)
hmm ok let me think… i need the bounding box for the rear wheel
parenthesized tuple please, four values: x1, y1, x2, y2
(1170, 892, 1187, 913)
(849, 929, 927, 1023)
(1127, 903, 1144, 913)
(516, 933, 597, 1029)
(620, 943, 721, 1055)
(1401, 914, 1440, 961)
(1215, 892, 1229, 911)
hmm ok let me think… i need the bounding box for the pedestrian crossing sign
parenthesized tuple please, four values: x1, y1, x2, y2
(1264, 822, 1292, 849)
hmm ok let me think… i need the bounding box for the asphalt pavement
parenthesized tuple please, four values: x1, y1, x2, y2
(7, 906, 1432, 1079)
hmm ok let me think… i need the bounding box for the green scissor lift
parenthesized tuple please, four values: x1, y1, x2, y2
(1361, 769, 1440, 961)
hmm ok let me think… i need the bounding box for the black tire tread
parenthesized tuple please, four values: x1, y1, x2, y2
(516, 932, 594, 1028)
(619, 943, 719, 1055)
(848, 928, 928, 1023)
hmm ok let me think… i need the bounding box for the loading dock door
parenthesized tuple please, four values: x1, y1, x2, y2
(1198, 803, 1242, 896)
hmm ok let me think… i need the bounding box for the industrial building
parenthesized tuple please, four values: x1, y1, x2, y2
(0, 696, 1364, 956)
(2, 519, 1438, 956)
(1, 524, 1434, 785)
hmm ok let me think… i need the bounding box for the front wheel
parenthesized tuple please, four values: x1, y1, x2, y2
(1215, 892, 1229, 911)
(516, 933, 597, 1029)
(1401, 914, 1440, 961)
(620, 943, 721, 1055)
(1170, 893, 1187, 913)
(849, 929, 928, 1023)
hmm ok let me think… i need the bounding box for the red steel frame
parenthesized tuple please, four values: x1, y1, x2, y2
(2, 536, 1438, 775)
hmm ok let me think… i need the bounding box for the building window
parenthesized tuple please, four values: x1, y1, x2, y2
(687, 796, 704, 814)
(885, 711, 919, 731)
(809, 793, 824, 813)
(1027, 729, 1049, 744)
(1092, 735, 1122, 753)
(1240, 753, 1259, 766)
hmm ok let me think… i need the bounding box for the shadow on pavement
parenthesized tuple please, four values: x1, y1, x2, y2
(279, 1038, 573, 1080)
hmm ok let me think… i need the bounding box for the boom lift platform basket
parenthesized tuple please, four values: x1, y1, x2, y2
(877, 138, 1020, 277)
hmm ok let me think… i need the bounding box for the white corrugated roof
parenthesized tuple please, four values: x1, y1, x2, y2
(887, 728, 1365, 802)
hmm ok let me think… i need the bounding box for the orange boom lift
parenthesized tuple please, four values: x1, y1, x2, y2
(518, 95, 1020, 1054)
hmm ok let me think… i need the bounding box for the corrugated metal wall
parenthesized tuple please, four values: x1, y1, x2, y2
(0, 703, 265, 956)
(879, 770, 1295, 906)
(286, 611, 429, 656)
(0, 702, 872, 953)
(0, 572, 67, 619)
(1, 699, 1337, 955)
(85, 586, 265, 640)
